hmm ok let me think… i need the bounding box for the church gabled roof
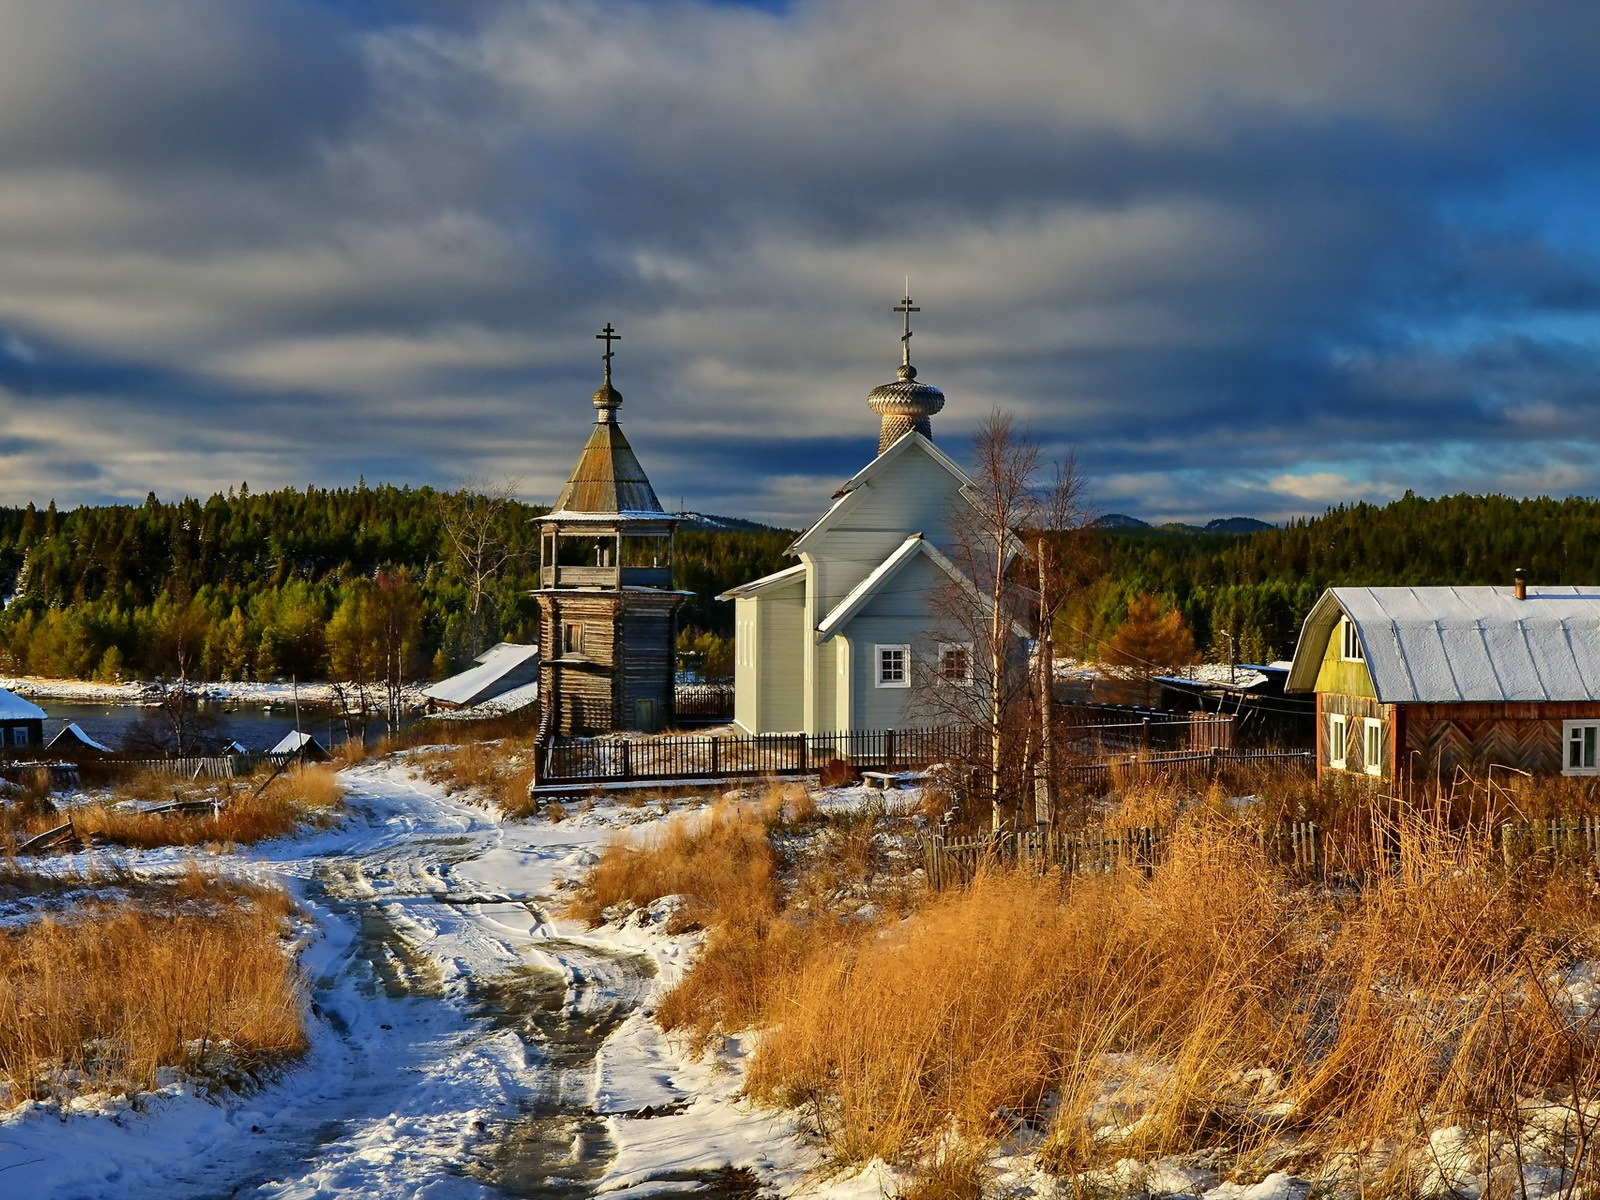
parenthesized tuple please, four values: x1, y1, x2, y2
(788, 430, 974, 556)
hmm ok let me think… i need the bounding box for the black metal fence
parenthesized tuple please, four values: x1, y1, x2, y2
(540, 725, 978, 788)
(673, 682, 735, 723)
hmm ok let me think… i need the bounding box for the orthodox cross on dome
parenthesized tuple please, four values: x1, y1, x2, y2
(893, 285, 920, 368)
(596, 322, 621, 382)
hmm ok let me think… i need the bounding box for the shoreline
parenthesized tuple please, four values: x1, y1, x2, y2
(0, 676, 427, 710)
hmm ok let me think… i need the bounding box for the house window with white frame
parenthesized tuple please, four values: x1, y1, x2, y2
(938, 642, 972, 684)
(875, 644, 910, 688)
(1564, 720, 1600, 776)
(1340, 615, 1364, 662)
(1328, 713, 1347, 770)
(1363, 717, 1383, 776)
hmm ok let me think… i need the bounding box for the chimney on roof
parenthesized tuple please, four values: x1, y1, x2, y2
(1515, 568, 1527, 601)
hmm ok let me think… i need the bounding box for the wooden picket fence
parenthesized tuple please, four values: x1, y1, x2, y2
(923, 820, 1324, 889)
(1059, 747, 1314, 790)
(923, 816, 1600, 890)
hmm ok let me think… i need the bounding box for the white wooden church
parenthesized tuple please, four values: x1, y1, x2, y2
(720, 295, 1010, 735)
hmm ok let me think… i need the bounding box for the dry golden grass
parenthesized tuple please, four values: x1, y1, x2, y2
(1, 764, 344, 853)
(605, 794, 1600, 1192)
(570, 799, 780, 930)
(413, 739, 540, 817)
(0, 868, 305, 1107)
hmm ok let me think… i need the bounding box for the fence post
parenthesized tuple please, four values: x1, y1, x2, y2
(619, 739, 632, 780)
(887, 728, 898, 770)
(798, 735, 809, 774)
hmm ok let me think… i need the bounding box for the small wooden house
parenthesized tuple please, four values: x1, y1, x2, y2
(1286, 584, 1600, 782)
(0, 687, 46, 754)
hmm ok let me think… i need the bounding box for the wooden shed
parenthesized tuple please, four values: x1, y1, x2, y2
(0, 687, 46, 754)
(1286, 584, 1600, 782)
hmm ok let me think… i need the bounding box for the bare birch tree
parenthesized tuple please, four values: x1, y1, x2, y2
(1027, 455, 1092, 828)
(439, 477, 524, 660)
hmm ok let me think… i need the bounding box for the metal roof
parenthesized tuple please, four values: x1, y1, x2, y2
(1286, 585, 1600, 703)
(0, 686, 46, 721)
(549, 420, 666, 518)
(422, 642, 540, 707)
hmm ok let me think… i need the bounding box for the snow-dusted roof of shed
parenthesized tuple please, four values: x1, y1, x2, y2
(270, 729, 326, 755)
(48, 722, 110, 753)
(422, 642, 540, 708)
(0, 686, 46, 721)
(1286, 586, 1600, 704)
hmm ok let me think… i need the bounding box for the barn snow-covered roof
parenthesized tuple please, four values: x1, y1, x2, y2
(1287, 585, 1600, 704)
(422, 642, 540, 708)
(0, 686, 46, 721)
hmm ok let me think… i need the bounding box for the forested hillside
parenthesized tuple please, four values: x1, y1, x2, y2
(0, 485, 791, 682)
(1064, 492, 1600, 665)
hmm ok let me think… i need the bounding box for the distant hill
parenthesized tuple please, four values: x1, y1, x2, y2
(676, 512, 789, 534)
(1093, 514, 1272, 536)
(1204, 517, 1275, 534)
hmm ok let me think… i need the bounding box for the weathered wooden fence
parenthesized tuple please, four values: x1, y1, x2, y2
(540, 725, 978, 788)
(923, 820, 1325, 889)
(924, 816, 1600, 890)
(1060, 711, 1235, 756)
(1059, 747, 1314, 790)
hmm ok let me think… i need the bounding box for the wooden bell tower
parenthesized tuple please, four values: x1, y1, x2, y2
(535, 325, 686, 735)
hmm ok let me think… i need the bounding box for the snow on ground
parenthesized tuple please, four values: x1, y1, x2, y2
(0, 758, 836, 1200)
(0, 675, 427, 709)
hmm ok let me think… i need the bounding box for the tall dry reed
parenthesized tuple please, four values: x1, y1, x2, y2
(640, 806, 1600, 1191)
(0, 873, 305, 1107)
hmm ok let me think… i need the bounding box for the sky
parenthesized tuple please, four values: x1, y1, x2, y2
(2, 0, 1600, 526)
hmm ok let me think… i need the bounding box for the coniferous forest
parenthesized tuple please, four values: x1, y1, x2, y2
(3, 487, 1598, 681)
(1066, 492, 1600, 665)
(0, 484, 792, 682)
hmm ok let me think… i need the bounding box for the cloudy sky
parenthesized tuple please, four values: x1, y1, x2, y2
(2, 0, 1599, 525)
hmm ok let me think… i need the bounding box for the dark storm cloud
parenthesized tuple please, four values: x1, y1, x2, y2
(3, 0, 1600, 523)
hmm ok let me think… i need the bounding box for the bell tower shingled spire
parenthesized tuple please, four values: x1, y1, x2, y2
(867, 285, 946, 455)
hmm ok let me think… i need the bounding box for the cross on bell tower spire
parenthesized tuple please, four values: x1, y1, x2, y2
(592, 322, 623, 421)
(596, 322, 620, 383)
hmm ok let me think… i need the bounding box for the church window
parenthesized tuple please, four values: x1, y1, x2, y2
(563, 622, 585, 656)
(938, 642, 972, 684)
(875, 645, 910, 688)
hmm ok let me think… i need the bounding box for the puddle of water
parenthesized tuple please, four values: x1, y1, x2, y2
(466, 947, 659, 1199)
(306, 863, 446, 1000)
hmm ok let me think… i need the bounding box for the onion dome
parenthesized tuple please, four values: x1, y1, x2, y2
(868, 289, 944, 454)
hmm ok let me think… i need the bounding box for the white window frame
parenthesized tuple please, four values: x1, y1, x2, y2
(1327, 713, 1347, 770)
(1564, 720, 1600, 776)
(874, 644, 911, 689)
(1363, 717, 1383, 777)
(1339, 615, 1365, 663)
(937, 641, 973, 685)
